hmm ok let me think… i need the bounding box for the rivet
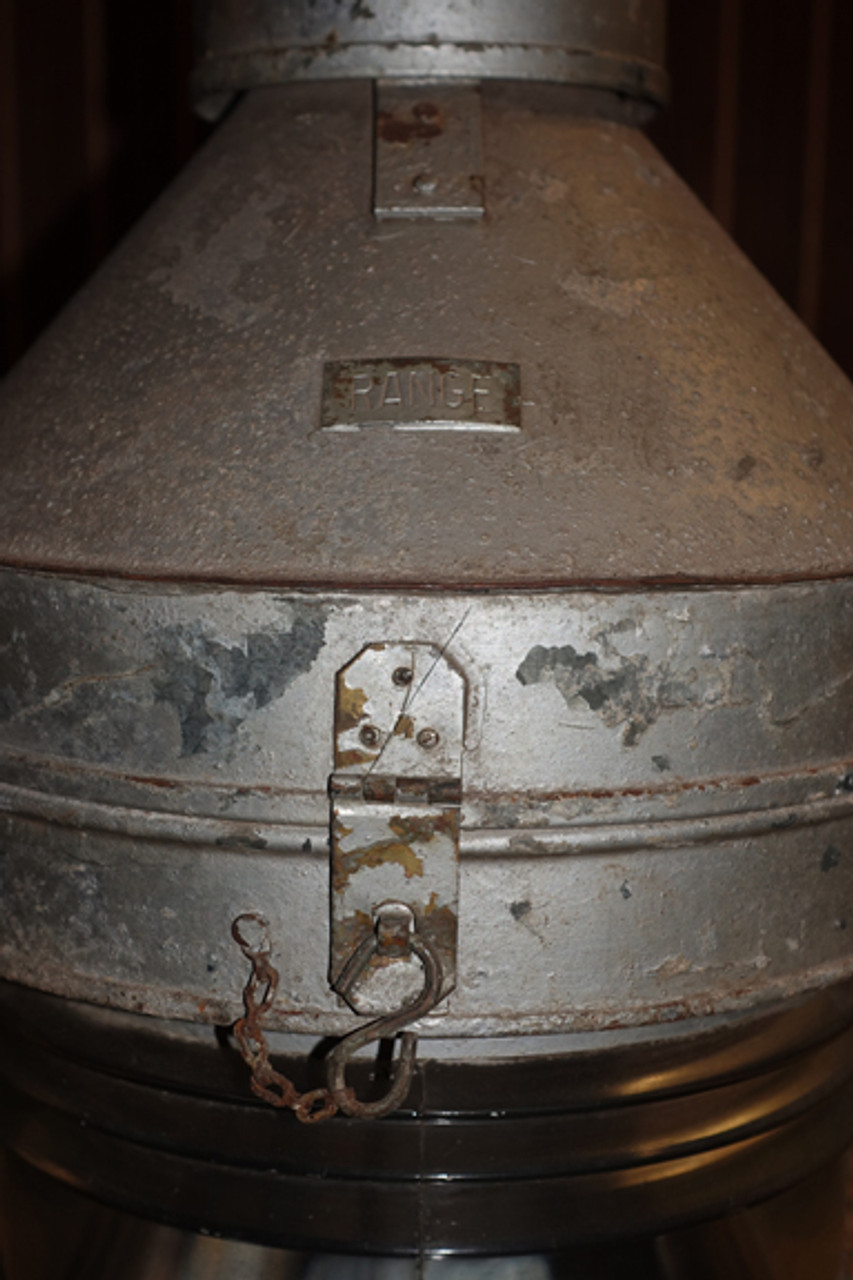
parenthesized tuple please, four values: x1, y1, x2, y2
(392, 666, 414, 687)
(417, 727, 440, 750)
(359, 724, 381, 748)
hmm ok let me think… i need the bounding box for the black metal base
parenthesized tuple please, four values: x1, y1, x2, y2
(0, 1153, 846, 1280)
(2, 980, 853, 1258)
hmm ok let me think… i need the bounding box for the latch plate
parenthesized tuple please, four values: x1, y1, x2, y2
(374, 80, 485, 221)
(330, 642, 464, 1015)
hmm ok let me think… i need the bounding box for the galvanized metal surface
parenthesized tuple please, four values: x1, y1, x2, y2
(2, 569, 853, 1040)
(191, 0, 668, 118)
(373, 81, 484, 222)
(3, 82, 853, 584)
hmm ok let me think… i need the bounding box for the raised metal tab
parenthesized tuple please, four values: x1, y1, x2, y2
(374, 81, 484, 221)
(321, 358, 521, 432)
(330, 642, 464, 1015)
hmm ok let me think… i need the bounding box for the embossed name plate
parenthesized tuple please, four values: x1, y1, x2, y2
(321, 358, 521, 432)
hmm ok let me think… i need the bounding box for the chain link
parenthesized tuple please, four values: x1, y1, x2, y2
(231, 913, 338, 1124)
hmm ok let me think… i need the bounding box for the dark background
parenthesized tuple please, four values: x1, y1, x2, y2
(1, 0, 852, 380)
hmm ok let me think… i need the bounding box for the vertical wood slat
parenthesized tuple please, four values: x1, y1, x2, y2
(733, 0, 813, 310)
(13, 0, 91, 348)
(797, 0, 832, 332)
(648, 0, 722, 211)
(81, 0, 112, 271)
(817, 0, 853, 375)
(0, 0, 22, 364)
(711, 0, 741, 232)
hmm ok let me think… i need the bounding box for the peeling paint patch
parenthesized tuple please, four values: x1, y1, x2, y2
(559, 270, 657, 318)
(516, 641, 698, 745)
(394, 714, 415, 739)
(649, 954, 693, 979)
(331, 813, 456, 892)
(333, 836, 425, 894)
(337, 681, 369, 733)
(336, 747, 375, 768)
(153, 610, 326, 757)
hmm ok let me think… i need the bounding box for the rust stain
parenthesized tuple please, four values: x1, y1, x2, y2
(464, 769, 800, 807)
(332, 908, 373, 968)
(336, 680, 369, 733)
(355, 839, 424, 878)
(393, 714, 415, 739)
(336, 747, 375, 768)
(124, 773, 180, 789)
(423, 902, 457, 956)
(332, 837, 424, 892)
(376, 103, 443, 144)
(331, 810, 456, 892)
(389, 812, 455, 843)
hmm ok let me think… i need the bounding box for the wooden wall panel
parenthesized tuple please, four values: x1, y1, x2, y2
(11, 1, 90, 346)
(819, 1, 853, 373)
(734, 0, 812, 308)
(648, 0, 726, 217)
(0, 0, 22, 362)
(0, 0, 203, 376)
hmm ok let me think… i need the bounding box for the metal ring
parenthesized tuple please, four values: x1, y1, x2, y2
(231, 912, 272, 958)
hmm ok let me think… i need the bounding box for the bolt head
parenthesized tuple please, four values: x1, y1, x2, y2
(359, 724, 381, 748)
(416, 727, 440, 750)
(392, 666, 414, 687)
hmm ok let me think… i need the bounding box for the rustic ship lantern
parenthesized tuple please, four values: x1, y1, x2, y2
(2, 2, 853, 1276)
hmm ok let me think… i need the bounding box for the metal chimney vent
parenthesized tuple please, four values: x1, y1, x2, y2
(2, 1, 853, 1275)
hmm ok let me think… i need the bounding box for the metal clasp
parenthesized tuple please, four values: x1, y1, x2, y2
(373, 80, 485, 221)
(325, 902, 443, 1119)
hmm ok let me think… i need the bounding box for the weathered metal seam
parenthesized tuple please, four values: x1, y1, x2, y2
(5, 952, 853, 1038)
(2, 781, 852, 856)
(0, 747, 848, 808)
(3, 564, 853, 594)
(192, 45, 668, 98)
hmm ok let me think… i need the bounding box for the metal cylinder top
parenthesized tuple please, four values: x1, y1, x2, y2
(192, 0, 668, 119)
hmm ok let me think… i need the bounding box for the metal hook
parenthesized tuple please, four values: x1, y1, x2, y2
(326, 928, 443, 1119)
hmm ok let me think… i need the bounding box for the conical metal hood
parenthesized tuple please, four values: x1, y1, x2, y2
(1, 58, 853, 586)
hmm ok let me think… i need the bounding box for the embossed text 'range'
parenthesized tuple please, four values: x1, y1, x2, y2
(321, 358, 521, 432)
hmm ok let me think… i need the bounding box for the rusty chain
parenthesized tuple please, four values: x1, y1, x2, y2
(232, 907, 444, 1122)
(231, 913, 338, 1124)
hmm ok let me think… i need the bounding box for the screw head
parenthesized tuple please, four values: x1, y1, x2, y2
(359, 724, 381, 748)
(416, 727, 440, 750)
(412, 172, 437, 195)
(392, 666, 413, 687)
